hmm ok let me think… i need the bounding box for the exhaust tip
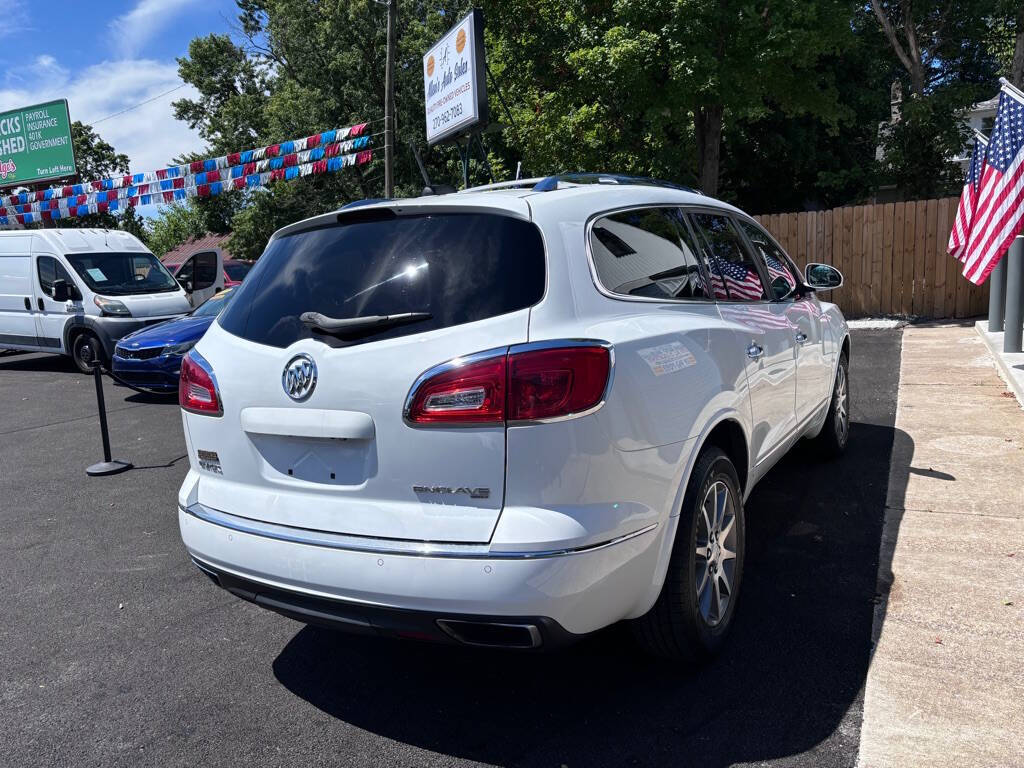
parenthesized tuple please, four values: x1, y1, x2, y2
(436, 619, 542, 649)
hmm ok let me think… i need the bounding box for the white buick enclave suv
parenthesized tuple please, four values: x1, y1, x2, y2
(177, 174, 850, 660)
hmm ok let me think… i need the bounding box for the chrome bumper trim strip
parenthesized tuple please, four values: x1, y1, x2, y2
(181, 502, 657, 560)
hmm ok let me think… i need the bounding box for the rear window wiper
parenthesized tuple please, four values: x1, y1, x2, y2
(300, 311, 432, 337)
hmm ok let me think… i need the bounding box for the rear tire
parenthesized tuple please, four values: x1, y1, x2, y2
(813, 351, 850, 458)
(631, 446, 745, 662)
(71, 332, 105, 374)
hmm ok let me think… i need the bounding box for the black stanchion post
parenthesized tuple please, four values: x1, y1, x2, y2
(86, 355, 132, 477)
(1004, 236, 1024, 354)
(988, 252, 1006, 333)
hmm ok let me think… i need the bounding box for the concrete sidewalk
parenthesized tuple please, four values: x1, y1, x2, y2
(859, 323, 1024, 767)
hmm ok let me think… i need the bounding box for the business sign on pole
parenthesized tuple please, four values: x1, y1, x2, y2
(423, 8, 489, 145)
(0, 99, 77, 188)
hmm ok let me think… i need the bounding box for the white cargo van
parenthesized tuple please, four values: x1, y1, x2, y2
(0, 229, 204, 372)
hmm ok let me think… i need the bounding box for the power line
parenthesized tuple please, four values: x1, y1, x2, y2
(89, 84, 189, 126)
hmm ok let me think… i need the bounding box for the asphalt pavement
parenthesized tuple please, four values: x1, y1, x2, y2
(0, 329, 902, 768)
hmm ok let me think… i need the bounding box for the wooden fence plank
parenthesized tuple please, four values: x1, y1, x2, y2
(880, 203, 895, 315)
(891, 203, 905, 315)
(852, 206, 865, 315)
(901, 204, 916, 316)
(871, 202, 884, 315)
(824, 210, 834, 269)
(840, 206, 855, 314)
(933, 198, 949, 318)
(913, 200, 930, 316)
(921, 199, 938, 317)
(816, 211, 826, 267)
(945, 198, 960, 315)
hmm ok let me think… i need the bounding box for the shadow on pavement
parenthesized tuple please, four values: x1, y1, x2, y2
(272, 330, 911, 767)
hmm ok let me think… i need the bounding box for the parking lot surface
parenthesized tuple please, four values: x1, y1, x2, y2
(0, 329, 900, 768)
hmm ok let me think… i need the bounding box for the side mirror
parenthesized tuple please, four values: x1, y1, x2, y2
(804, 263, 843, 291)
(52, 279, 70, 302)
(183, 280, 193, 293)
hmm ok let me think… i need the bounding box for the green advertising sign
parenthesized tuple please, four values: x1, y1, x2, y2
(0, 99, 76, 188)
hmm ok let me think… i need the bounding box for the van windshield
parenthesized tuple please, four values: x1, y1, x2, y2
(218, 212, 546, 349)
(65, 252, 180, 295)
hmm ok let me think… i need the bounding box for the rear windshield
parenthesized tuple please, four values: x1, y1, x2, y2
(218, 212, 546, 349)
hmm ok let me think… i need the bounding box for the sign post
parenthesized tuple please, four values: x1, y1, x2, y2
(0, 99, 76, 189)
(422, 8, 489, 186)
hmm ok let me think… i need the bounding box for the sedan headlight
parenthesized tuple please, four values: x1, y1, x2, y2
(93, 296, 131, 317)
(163, 339, 196, 355)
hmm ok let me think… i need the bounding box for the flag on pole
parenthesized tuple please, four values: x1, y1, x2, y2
(948, 133, 987, 262)
(961, 84, 1024, 285)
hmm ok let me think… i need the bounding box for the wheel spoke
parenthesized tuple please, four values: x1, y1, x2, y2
(699, 570, 714, 618)
(712, 574, 724, 623)
(715, 483, 727, 529)
(719, 544, 736, 561)
(719, 514, 735, 543)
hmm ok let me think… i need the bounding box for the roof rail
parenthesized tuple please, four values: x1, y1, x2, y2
(459, 178, 546, 193)
(532, 173, 700, 194)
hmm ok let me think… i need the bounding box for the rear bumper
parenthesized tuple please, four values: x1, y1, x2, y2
(178, 502, 666, 638)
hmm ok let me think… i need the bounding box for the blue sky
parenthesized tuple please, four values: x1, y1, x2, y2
(0, 0, 238, 175)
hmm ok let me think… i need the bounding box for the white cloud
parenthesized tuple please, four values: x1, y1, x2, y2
(0, 1, 31, 40)
(0, 57, 206, 174)
(109, 0, 203, 57)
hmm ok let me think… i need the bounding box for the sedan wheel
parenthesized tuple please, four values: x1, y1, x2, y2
(814, 351, 850, 458)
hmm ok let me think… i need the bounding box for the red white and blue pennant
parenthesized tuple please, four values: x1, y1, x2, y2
(0, 123, 373, 227)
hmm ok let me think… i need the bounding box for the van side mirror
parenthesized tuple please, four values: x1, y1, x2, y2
(804, 263, 843, 291)
(52, 279, 71, 302)
(180, 279, 193, 293)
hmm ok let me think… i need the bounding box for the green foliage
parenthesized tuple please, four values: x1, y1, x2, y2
(162, 0, 1019, 256)
(147, 201, 209, 257)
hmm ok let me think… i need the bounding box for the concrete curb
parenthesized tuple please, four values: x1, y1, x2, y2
(974, 320, 1024, 409)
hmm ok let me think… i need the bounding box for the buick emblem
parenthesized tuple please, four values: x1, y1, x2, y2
(282, 353, 317, 401)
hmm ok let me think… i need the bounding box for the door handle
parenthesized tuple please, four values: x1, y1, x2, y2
(746, 343, 764, 360)
(37, 297, 44, 311)
(23, 297, 31, 311)
(795, 332, 808, 344)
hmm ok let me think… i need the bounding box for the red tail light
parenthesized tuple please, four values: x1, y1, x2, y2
(405, 353, 507, 424)
(179, 351, 223, 416)
(405, 343, 610, 425)
(508, 345, 610, 421)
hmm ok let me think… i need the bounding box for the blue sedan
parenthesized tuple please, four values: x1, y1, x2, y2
(112, 288, 235, 392)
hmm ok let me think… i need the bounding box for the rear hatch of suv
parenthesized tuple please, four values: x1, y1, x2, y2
(184, 205, 545, 543)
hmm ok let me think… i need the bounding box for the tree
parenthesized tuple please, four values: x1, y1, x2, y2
(146, 201, 209, 257)
(481, 0, 853, 197)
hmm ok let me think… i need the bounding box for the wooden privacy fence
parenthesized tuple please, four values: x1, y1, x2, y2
(754, 197, 988, 320)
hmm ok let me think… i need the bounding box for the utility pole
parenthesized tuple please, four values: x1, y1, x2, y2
(384, 0, 397, 198)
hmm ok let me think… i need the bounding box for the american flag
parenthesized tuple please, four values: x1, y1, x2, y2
(763, 253, 797, 291)
(961, 86, 1024, 285)
(948, 135, 988, 262)
(706, 256, 766, 300)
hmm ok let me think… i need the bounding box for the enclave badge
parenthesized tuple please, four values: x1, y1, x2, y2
(282, 353, 317, 401)
(413, 485, 491, 499)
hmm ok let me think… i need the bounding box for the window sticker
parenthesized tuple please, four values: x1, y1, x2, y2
(638, 341, 696, 376)
(86, 267, 108, 282)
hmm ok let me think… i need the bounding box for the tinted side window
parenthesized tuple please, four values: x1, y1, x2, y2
(193, 252, 218, 290)
(176, 258, 194, 284)
(37, 256, 56, 295)
(688, 212, 767, 301)
(590, 208, 709, 300)
(219, 213, 546, 349)
(736, 219, 799, 300)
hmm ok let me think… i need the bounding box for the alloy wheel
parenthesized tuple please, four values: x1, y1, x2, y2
(695, 480, 738, 627)
(834, 364, 849, 444)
